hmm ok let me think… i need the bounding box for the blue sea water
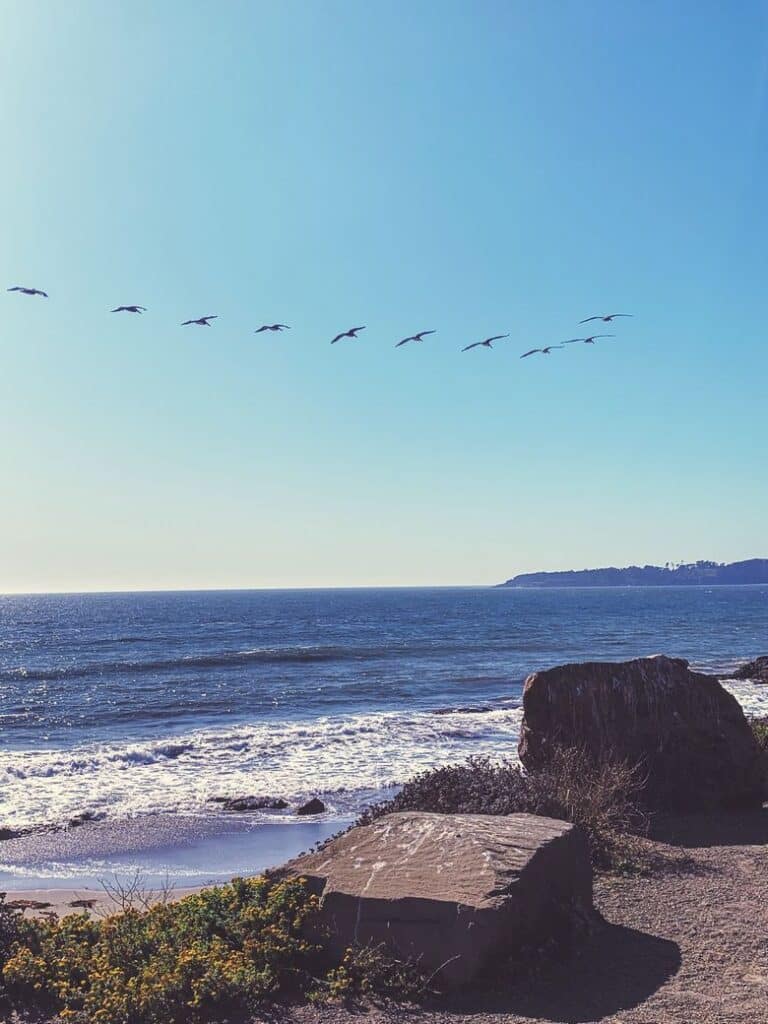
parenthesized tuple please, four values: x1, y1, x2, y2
(1, 586, 767, 832)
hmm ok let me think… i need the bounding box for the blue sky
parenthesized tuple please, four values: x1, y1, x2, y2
(1, 0, 767, 591)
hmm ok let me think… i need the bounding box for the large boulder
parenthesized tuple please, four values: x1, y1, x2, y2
(519, 654, 765, 811)
(282, 810, 593, 985)
(730, 656, 768, 683)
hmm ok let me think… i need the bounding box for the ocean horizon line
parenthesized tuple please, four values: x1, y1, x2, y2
(3, 580, 768, 599)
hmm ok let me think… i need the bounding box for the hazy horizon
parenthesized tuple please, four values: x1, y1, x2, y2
(2, 0, 767, 593)
(2, 554, 767, 596)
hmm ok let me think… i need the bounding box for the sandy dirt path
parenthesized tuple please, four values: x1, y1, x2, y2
(281, 808, 768, 1024)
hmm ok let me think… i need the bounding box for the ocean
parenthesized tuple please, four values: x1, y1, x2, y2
(2, 585, 767, 838)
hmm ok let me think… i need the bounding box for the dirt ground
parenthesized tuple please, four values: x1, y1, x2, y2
(280, 808, 768, 1024)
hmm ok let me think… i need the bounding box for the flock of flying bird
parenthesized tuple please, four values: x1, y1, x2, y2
(6, 286, 633, 357)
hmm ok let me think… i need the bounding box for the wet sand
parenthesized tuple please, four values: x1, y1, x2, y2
(0, 813, 348, 892)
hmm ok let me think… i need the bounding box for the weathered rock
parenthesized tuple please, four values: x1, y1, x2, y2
(220, 796, 289, 812)
(67, 811, 105, 828)
(296, 797, 326, 815)
(282, 811, 593, 985)
(519, 654, 765, 811)
(0, 825, 43, 841)
(730, 656, 768, 683)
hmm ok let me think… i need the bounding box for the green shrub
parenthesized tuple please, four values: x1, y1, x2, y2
(360, 747, 649, 872)
(751, 715, 768, 754)
(323, 943, 424, 1002)
(2, 876, 425, 1022)
(751, 717, 768, 796)
(3, 877, 323, 1023)
(0, 894, 27, 1002)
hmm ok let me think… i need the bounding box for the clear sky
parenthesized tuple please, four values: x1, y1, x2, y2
(1, 0, 767, 592)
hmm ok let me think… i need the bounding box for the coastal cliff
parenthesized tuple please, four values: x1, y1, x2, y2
(501, 558, 768, 588)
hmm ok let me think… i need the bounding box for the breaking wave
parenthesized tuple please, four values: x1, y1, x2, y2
(0, 702, 525, 830)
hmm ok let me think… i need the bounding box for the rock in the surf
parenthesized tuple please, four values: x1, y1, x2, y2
(729, 656, 768, 683)
(282, 810, 593, 985)
(220, 796, 289, 812)
(67, 811, 105, 828)
(296, 797, 326, 815)
(519, 654, 765, 811)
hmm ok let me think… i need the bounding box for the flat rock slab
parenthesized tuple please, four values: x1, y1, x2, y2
(283, 811, 592, 985)
(519, 654, 765, 811)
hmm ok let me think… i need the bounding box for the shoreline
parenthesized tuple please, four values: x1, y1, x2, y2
(0, 813, 349, 893)
(2, 680, 763, 842)
(1, 677, 764, 892)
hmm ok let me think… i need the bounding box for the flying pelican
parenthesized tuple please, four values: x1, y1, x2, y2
(461, 334, 509, 352)
(111, 305, 146, 313)
(396, 330, 436, 347)
(331, 326, 366, 344)
(8, 286, 48, 297)
(181, 315, 218, 326)
(520, 345, 564, 358)
(562, 334, 614, 344)
(579, 313, 632, 324)
(254, 324, 290, 333)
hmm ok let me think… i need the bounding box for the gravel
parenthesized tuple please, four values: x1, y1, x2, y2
(279, 807, 768, 1024)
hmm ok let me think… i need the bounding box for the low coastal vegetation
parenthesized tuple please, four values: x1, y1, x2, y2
(751, 715, 768, 754)
(0, 878, 421, 1023)
(752, 716, 768, 785)
(360, 747, 650, 872)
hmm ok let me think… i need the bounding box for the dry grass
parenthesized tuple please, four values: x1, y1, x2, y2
(360, 747, 650, 872)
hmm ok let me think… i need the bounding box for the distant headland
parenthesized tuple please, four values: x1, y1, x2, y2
(500, 558, 768, 588)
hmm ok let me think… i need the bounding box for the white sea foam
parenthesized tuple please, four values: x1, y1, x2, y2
(722, 680, 768, 719)
(3, 684, 765, 833)
(0, 704, 524, 830)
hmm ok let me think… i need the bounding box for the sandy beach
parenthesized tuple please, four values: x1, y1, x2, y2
(0, 813, 347, 896)
(2, 885, 204, 919)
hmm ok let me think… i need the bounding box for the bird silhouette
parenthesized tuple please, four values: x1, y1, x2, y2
(579, 313, 632, 324)
(562, 334, 614, 344)
(8, 286, 47, 297)
(396, 330, 436, 347)
(520, 345, 564, 358)
(331, 326, 366, 344)
(461, 334, 509, 352)
(181, 315, 218, 326)
(254, 324, 290, 333)
(111, 305, 146, 314)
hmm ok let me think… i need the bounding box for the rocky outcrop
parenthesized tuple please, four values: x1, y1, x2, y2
(730, 657, 768, 683)
(282, 811, 593, 985)
(67, 811, 106, 828)
(519, 655, 765, 811)
(219, 796, 289, 812)
(296, 798, 326, 815)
